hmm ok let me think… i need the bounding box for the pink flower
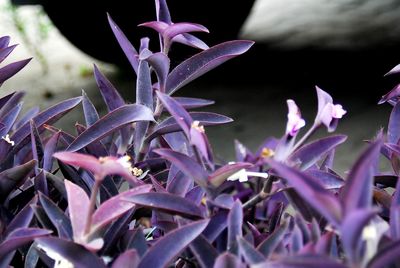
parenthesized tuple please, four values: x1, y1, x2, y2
(286, 100, 306, 136)
(53, 152, 143, 184)
(315, 86, 347, 132)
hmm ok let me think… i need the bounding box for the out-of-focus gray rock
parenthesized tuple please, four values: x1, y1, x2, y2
(241, 0, 400, 48)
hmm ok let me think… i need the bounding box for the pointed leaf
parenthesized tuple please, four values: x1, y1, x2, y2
(10, 97, 82, 149)
(65, 180, 90, 240)
(124, 192, 203, 219)
(136, 61, 153, 109)
(173, 33, 209, 50)
(81, 90, 99, 127)
(228, 200, 243, 254)
(163, 22, 209, 41)
(137, 219, 209, 268)
(155, 0, 171, 23)
(43, 132, 60, 171)
(340, 139, 382, 214)
(94, 64, 125, 111)
(107, 14, 139, 73)
(0, 36, 10, 49)
(156, 91, 192, 136)
(147, 112, 232, 141)
(35, 237, 106, 267)
(67, 104, 154, 152)
(5, 196, 36, 235)
(0, 44, 16, 63)
(189, 235, 218, 268)
(0, 159, 36, 201)
(289, 135, 347, 170)
(0, 102, 22, 137)
(0, 58, 31, 84)
(0, 228, 51, 259)
(237, 237, 264, 264)
(166, 41, 254, 94)
(153, 148, 208, 187)
(267, 159, 342, 226)
(257, 220, 289, 258)
(388, 101, 400, 144)
(305, 169, 345, 189)
(91, 185, 152, 232)
(174, 97, 214, 109)
(209, 162, 252, 187)
(340, 208, 378, 263)
(39, 193, 73, 239)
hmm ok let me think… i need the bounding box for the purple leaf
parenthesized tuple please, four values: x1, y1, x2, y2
(35, 237, 106, 267)
(0, 91, 24, 119)
(112, 249, 140, 268)
(124, 192, 203, 219)
(91, 185, 152, 232)
(153, 148, 208, 187)
(14, 106, 39, 131)
(42, 131, 60, 171)
(388, 101, 400, 144)
(368, 240, 400, 268)
(137, 219, 209, 268)
(10, 97, 82, 149)
(228, 200, 243, 254)
(189, 235, 218, 268)
(208, 162, 252, 187)
(267, 159, 342, 226)
(38, 192, 73, 239)
(261, 255, 347, 268)
(0, 36, 10, 49)
(0, 228, 51, 259)
(166, 40, 254, 94)
(305, 169, 345, 189)
(156, 91, 192, 136)
(173, 33, 209, 50)
(203, 210, 229, 242)
(66, 104, 154, 152)
(289, 135, 347, 170)
(0, 159, 36, 201)
(81, 90, 99, 127)
(124, 228, 148, 256)
(0, 45, 16, 63)
(93, 64, 125, 111)
(257, 220, 289, 258)
(237, 237, 264, 264)
(5, 196, 36, 235)
(166, 171, 192, 196)
(30, 120, 44, 175)
(143, 52, 170, 91)
(378, 84, 400, 105)
(174, 97, 214, 109)
(0, 102, 22, 137)
(340, 208, 378, 264)
(385, 63, 400, 76)
(340, 139, 382, 214)
(213, 252, 245, 268)
(163, 22, 209, 41)
(390, 179, 400, 239)
(147, 111, 232, 141)
(107, 14, 139, 73)
(65, 180, 90, 241)
(155, 0, 171, 24)
(136, 60, 153, 110)
(0, 58, 31, 85)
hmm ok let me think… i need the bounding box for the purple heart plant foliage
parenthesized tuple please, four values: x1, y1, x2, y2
(1, 1, 400, 267)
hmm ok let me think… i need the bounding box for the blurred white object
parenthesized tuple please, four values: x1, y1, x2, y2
(241, 0, 400, 48)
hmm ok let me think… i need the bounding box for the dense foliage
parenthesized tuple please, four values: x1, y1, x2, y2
(0, 0, 400, 267)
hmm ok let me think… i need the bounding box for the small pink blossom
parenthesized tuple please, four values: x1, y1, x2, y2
(315, 86, 346, 132)
(286, 100, 306, 136)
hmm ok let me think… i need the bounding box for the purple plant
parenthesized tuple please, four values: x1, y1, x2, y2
(1, 0, 400, 267)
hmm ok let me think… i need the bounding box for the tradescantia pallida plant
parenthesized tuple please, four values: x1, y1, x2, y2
(1, 0, 400, 267)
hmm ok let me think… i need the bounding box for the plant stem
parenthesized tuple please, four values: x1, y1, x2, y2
(292, 123, 320, 152)
(242, 176, 274, 210)
(84, 177, 102, 235)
